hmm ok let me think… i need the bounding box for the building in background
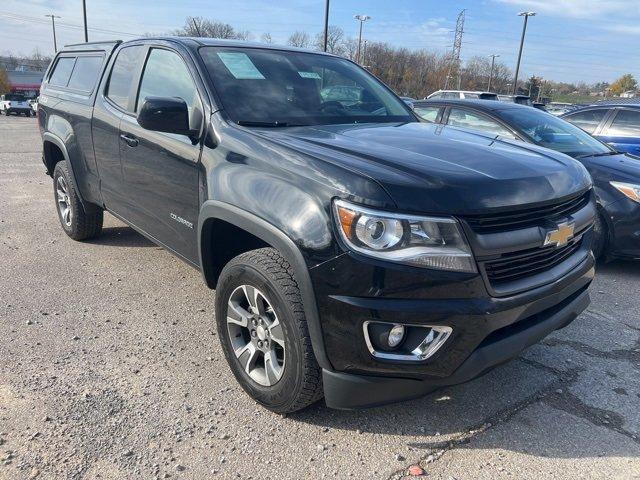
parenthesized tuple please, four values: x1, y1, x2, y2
(5, 70, 44, 98)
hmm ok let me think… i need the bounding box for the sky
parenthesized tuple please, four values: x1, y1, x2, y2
(1, 0, 639, 84)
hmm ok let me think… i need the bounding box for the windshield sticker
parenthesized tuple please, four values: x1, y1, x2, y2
(298, 71, 321, 80)
(217, 52, 265, 79)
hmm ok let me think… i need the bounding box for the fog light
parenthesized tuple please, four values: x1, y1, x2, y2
(388, 324, 405, 347)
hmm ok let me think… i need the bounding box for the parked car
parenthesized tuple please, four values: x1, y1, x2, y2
(39, 38, 595, 413)
(498, 94, 532, 106)
(532, 102, 547, 111)
(399, 96, 416, 109)
(562, 103, 640, 156)
(415, 98, 640, 259)
(546, 105, 575, 116)
(29, 98, 38, 115)
(427, 90, 499, 101)
(0, 93, 32, 116)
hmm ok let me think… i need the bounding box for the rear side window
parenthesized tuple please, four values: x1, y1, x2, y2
(49, 57, 76, 87)
(607, 109, 640, 136)
(67, 56, 103, 92)
(447, 107, 517, 139)
(106, 46, 146, 111)
(564, 109, 608, 134)
(414, 106, 440, 122)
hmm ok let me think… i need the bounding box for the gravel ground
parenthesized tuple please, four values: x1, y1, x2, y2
(1, 114, 639, 480)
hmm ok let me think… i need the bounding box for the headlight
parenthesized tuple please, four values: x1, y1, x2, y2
(333, 199, 476, 272)
(611, 181, 640, 203)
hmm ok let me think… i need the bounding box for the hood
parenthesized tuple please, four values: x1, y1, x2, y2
(257, 122, 591, 215)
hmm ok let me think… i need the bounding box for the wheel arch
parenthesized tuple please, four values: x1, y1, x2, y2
(198, 200, 332, 371)
(42, 132, 88, 207)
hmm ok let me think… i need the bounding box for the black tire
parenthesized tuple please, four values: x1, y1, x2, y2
(215, 247, 323, 413)
(53, 161, 103, 240)
(592, 211, 608, 260)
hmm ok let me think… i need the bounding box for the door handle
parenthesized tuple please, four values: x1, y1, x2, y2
(120, 133, 139, 147)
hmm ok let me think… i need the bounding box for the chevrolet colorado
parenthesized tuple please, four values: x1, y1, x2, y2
(38, 38, 595, 413)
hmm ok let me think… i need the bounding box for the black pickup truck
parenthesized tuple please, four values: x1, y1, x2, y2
(38, 37, 595, 413)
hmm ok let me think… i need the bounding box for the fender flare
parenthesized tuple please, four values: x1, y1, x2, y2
(42, 132, 88, 208)
(198, 200, 332, 371)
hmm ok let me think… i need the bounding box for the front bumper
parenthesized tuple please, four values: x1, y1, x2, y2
(6, 108, 32, 115)
(605, 197, 640, 258)
(323, 285, 589, 409)
(310, 243, 594, 409)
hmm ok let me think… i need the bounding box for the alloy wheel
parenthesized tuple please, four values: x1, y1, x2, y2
(226, 285, 286, 387)
(56, 176, 72, 227)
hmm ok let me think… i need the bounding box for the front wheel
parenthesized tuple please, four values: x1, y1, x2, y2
(53, 161, 103, 240)
(215, 248, 323, 413)
(592, 211, 608, 260)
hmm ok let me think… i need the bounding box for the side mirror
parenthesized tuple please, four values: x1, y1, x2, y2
(137, 96, 198, 138)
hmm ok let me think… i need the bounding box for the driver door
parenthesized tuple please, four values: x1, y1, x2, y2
(118, 47, 204, 264)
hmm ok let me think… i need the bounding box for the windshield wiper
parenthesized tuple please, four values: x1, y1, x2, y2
(236, 120, 308, 127)
(575, 151, 619, 159)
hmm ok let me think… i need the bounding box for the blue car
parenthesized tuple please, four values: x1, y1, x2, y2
(414, 99, 640, 260)
(561, 102, 640, 156)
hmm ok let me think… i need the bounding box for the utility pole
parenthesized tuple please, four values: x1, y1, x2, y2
(45, 14, 61, 53)
(513, 11, 535, 95)
(362, 40, 368, 67)
(354, 14, 371, 64)
(444, 9, 465, 90)
(82, 0, 88, 42)
(323, 0, 330, 52)
(487, 54, 499, 92)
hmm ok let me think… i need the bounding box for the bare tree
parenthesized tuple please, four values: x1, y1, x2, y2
(260, 33, 273, 44)
(314, 26, 345, 55)
(174, 16, 241, 39)
(287, 31, 311, 48)
(0, 67, 10, 95)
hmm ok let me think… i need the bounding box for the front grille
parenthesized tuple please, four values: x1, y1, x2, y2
(464, 192, 590, 234)
(484, 235, 584, 286)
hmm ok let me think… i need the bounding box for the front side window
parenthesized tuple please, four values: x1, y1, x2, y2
(414, 106, 440, 122)
(563, 108, 608, 134)
(446, 107, 517, 139)
(606, 109, 640, 136)
(106, 46, 146, 111)
(49, 57, 76, 87)
(199, 47, 413, 126)
(67, 56, 103, 92)
(499, 107, 612, 157)
(136, 48, 198, 113)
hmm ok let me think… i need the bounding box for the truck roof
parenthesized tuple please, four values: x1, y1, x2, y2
(121, 36, 334, 56)
(62, 40, 122, 52)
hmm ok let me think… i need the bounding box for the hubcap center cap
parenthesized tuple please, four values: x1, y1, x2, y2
(256, 325, 267, 341)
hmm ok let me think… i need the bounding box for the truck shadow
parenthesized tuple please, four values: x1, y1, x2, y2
(289, 356, 639, 460)
(86, 226, 155, 248)
(596, 258, 639, 276)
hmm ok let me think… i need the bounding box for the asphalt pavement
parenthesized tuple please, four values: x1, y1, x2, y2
(1, 114, 639, 480)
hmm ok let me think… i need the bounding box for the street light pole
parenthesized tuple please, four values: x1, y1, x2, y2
(487, 54, 499, 92)
(323, 0, 329, 52)
(354, 14, 371, 64)
(82, 0, 88, 42)
(513, 11, 535, 95)
(45, 14, 61, 53)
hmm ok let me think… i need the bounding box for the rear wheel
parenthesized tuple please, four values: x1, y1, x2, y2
(215, 248, 323, 413)
(592, 211, 608, 260)
(53, 161, 103, 240)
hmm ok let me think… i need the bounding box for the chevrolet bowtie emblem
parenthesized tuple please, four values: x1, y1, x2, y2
(544, 221, 575, 248)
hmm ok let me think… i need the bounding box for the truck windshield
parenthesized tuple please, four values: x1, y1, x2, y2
(499, 107, 613, 158)
(5, 94, 26, 101)
(199, 46, 415, 127)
